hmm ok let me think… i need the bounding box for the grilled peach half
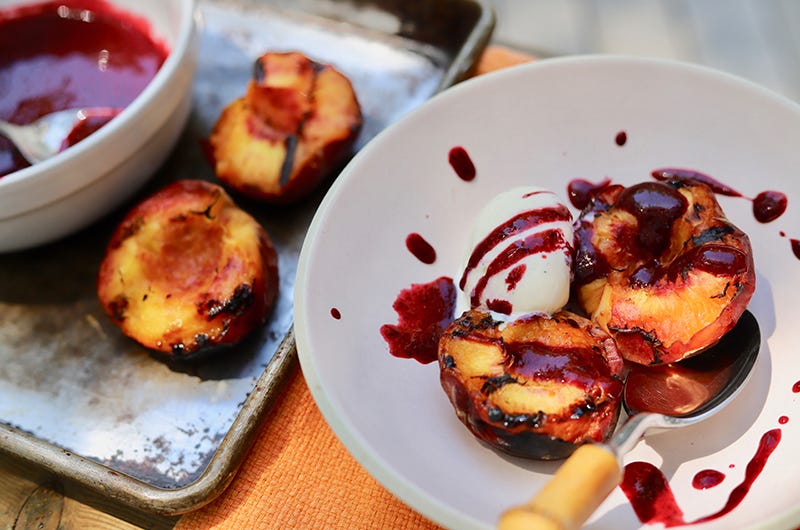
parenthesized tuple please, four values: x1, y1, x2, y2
(97, 179, 279, 359)
(439, 309, 624, 460)
(210, 51, 363, 203)
(573, 179, 755, 365)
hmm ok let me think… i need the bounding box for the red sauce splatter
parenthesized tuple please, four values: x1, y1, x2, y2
(0, 0, 168, 177)
(380, 277, 456, 364)
(647, 167, 797, 259)
(752, 191, 788, 223)
(621, 461, 686, 527)
(651, 168, 743, 197)
(692, 469, 725, 490)
(790, 239, 800, 261)
(621, 429, 782, 527)
(793, 380, 800, 393)
(615, 130, 627, 146)
(694, 429, 781, 523)
(779, 415, 789, 425)
(652, 168, 788, 226)
(567, 177, 611, 210)
(465, 228, 570, 312)
(330, 308, 341, 320)
(406, 232, 437, 264)
(448, 146, 476, 181)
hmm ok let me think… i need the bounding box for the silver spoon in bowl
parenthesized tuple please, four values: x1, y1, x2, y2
(498, 309, 761, 530)
(0, 107, 122, 165)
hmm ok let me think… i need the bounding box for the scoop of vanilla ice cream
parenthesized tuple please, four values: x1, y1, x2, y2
(459, 186, 574, 318)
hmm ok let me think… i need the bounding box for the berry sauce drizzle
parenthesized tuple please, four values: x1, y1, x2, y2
(651, 168, 788, 224)
(468, 228, 570, 310)
(621, 428, 782, 527)
(651, 168, 743, 197)
(406, 232, 437, 264)
(567, 177, 612, 210)
(457, 203, 573, 311)
(570, 167, 796, 260)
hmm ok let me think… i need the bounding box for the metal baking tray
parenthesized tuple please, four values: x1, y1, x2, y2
(0, 0, 493, 517)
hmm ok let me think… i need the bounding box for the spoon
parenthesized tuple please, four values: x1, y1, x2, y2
(497, 309, 761, 530)
(0, 107, 122, 165)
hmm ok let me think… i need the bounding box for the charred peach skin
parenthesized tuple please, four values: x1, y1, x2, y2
(210, 51, 363, 204)
(97, 180, 279, 359)
(439, 310, 624, 460)
(573, 179, 755, 366)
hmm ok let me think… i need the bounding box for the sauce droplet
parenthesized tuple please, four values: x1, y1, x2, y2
(615, 130, 627, 146)
(330, 307, 341, 320)
(566, 177, 611, 210)
(793, 380, 800, 393)
(752, 190, 787, 223)
(692, 469, 725, 490)
(779, 415, 789, 425)
(405, 233, 436, 264)
(448, 146, 476, 181)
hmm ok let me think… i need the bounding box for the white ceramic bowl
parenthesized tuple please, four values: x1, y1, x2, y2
(295, 56, 800, 529)
(0, 0, 198, 252)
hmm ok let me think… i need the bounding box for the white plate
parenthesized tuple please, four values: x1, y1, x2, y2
(294, 56, 800, 529)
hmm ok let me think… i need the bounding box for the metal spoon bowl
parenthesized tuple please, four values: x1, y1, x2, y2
(498, 310, 761, 530)
(0, 107, 122, 165)
(615, 310, 760, 455)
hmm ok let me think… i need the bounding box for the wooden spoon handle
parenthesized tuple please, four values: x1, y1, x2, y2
(497, 444, 621, 530)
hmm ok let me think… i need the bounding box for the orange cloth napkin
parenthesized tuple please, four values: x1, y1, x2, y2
(176, 45, 534, 530)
